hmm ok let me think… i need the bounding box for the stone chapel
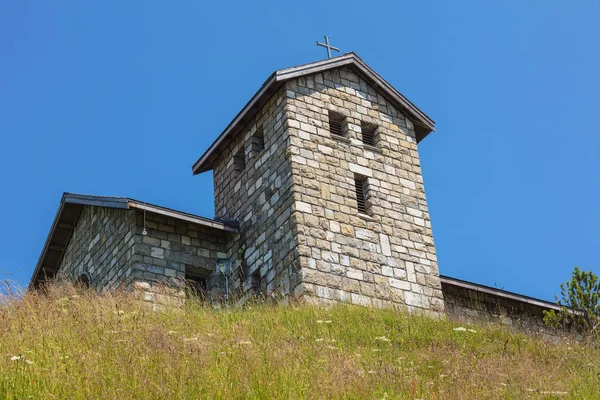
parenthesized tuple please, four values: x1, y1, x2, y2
(29, 53, 561, 332)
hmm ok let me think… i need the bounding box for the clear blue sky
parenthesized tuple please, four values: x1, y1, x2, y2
(1, 1, 598, 301)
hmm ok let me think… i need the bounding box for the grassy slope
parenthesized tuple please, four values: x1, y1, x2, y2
(0, 285, 598, 400)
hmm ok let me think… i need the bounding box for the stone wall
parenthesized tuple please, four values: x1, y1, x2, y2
(442, 281, 558, 336)
(129, 210, 230, 301)
(284, 67, 443, 313)
(57, 206, 136, 290)
(212, 87, 301, 299)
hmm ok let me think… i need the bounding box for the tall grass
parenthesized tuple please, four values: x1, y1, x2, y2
(1, 283, 598, 399)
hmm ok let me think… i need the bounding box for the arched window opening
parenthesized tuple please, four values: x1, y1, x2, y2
(75, 273, 90, 289)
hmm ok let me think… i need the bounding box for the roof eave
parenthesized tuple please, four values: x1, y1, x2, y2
(439, 275, 561, 311)
(127, 200, 238, 232)
(29, 194, 131, 289)
(29, 193, 239, 289)
(29, 195, 68, 290)
(191, 52, 435, 175)
(192, 72, 279, 175)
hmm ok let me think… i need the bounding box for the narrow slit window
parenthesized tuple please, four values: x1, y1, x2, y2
(233, 149, 245, 177)
(250, 128, 265, 159)
(361, 121, 378, 147)
(328, 111, 346, 137)
(250, 270, 262, 295)
(354, 175, 368, 215)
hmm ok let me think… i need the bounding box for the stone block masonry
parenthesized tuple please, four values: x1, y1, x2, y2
(57, 206, 136, 290)
(55, 203, 232, 304)
(442, 279, 563, 338)
(209, 64, 443, 313)
(34, 54, 573, 334)
(284, 67, 444, 313)
(58, 63, 443, 313)
(130, 211, 230, 302)
(53, 56, 443, 313)
(212, 87, 302, 300)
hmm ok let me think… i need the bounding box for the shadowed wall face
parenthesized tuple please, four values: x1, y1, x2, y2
(57, 206, 136, 290)
(130, 211, 230, 301)
(57, 205, 231, 302)
(211, 88, 301, 299)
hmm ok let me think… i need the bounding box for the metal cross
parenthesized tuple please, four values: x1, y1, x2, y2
(316, 35, 339, 59)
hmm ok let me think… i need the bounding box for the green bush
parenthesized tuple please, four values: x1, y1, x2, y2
(544, 267, 600, 338)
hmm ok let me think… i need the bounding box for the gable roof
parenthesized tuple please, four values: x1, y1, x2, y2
(29, 193, 238, 289)
(192, 52, 435, 175)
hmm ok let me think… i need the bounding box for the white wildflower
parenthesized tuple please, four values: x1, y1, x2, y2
(375, 336, 391, 342)
(316, 320, 332, 324)
(453, 327, 467, 332)
(10, 355, 24, 361)
(316, 338, 337, 343)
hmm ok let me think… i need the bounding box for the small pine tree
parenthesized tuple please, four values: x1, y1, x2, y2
(543, 267, 600, 337)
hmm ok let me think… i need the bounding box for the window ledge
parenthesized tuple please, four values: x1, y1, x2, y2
(331, 134, 351, 144)
(363, 144, 382, 154)
(357, 213, 376, 222)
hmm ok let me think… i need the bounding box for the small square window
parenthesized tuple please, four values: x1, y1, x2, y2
(185, 273, 207, 299)
(354, 175, 370, 215)
(361, 121, 378, 147)
(233, 149, 245, 177)
(328, 111, 346, 137)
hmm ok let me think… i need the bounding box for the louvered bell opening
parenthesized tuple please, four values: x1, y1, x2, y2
(361, 122, 377, 146)
(329, 111, 345, 137)
(362, 131, 375, 146)
(355, 176, 368, 215)
(330, 119, 343, 136)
